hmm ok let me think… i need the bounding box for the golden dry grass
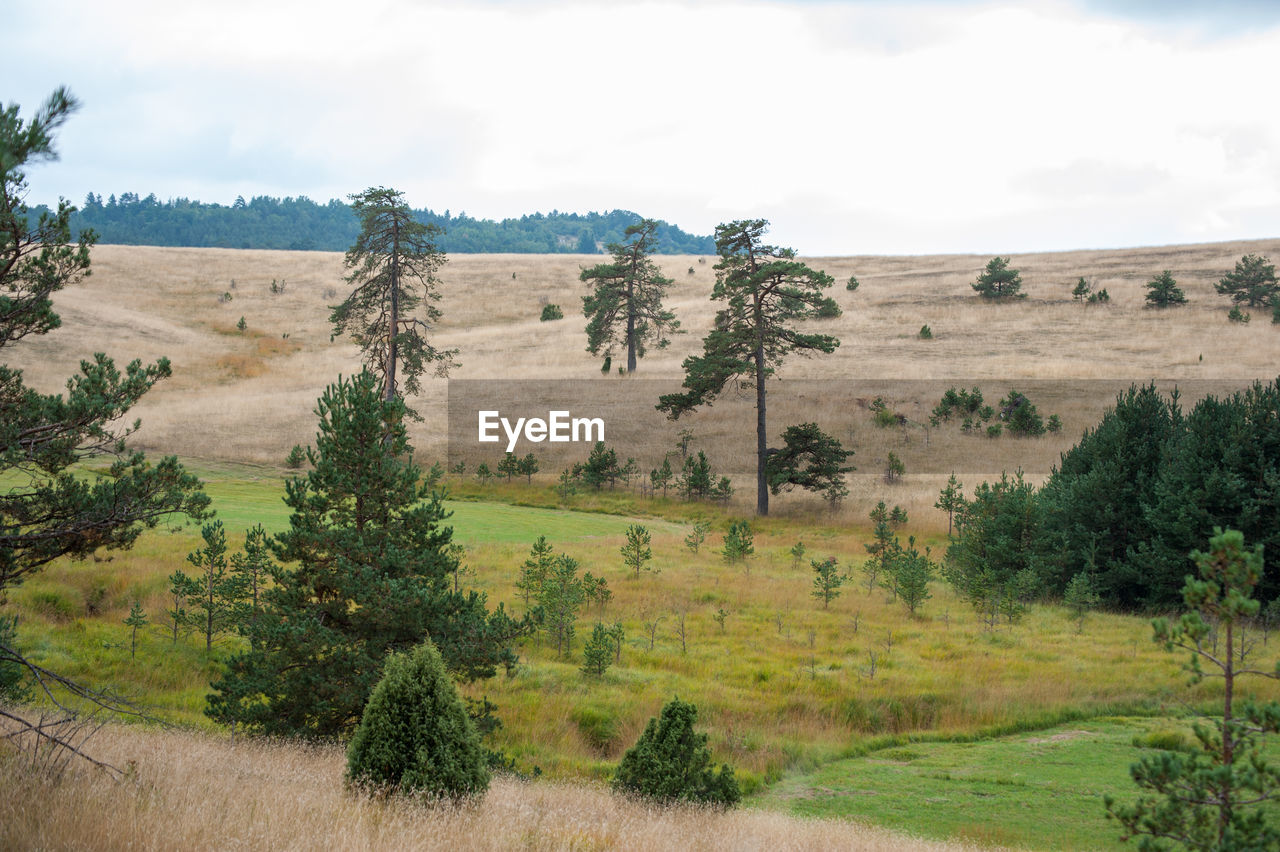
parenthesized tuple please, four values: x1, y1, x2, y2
(0, 722, 1000, 851)
(8, 239, 1277, 525)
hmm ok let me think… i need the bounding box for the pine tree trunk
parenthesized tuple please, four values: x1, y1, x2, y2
(386, 218, 400, 405)
(755, 345, 768, 516)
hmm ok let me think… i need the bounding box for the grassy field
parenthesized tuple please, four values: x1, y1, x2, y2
(4, 241, 1280, 849)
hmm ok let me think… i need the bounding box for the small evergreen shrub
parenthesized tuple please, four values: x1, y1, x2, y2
(540, 304, 564, 321)
(1228, 305, 1251, 323)
(846, 276, 860, 292)
(345, 641, 489, 800)
(918, 324, 932, 339)
(987, 423, 1003, 438)
(285, 444, 306, 469)
(236, 316, 246, 332)
(815, 297, 841, 318)
(612, 697, 740, 806)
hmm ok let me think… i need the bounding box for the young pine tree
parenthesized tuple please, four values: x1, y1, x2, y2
(612, 697, 740, 806)
(621, 524, 654, 578)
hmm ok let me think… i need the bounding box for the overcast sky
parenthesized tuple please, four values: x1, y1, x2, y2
(7, 0, 1279, 255)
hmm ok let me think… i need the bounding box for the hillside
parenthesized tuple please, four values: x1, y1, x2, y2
(9, 238, 1278, 526)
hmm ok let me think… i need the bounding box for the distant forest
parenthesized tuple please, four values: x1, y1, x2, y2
(26, 194, 715, 255)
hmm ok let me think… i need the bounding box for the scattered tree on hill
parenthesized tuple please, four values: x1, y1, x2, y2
(1215, 253, 1278, 309)
(1072, 277, 1091, 303)
(621, 524, 654, 578)
(1107, 529, 1280, 849)
(0, 88, 210, 753)
(765, 422, 854, 508)
(650, 456, 674, 497)
(580, 218, 680, 373)
(790, 540, 807, 569)
(612, 697, 740, 806)
(1144, 270, 1187, 308)
(330, 187, 458, 410)
(999, 390, 1047, 436)
(539, 555, 585, 658)
(172, 520, 242, 652)
(206, 371, 522, 738)
(577, 441, 636, 490)
(811, 557, 845, 608)
(515, 536, 556, 609)
(657, 219, 839, 516)
(345, 640, 489, 800)
(497, 452, 520, 482)
(972, 256, 1025, 300)
(516, 452, 538, 483)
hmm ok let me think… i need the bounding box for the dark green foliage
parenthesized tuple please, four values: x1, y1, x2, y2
(790, 540, 806, 569)
(657, 219, 838, 516)
(1086, 287, 1110, 304)
(539, 303, 563, 321)
(206, 371, 521, 739)
(846, 276, 860, 292)
(516, 453, 538, 483)
(285, 444, 306, 468)
(871, 396, 899, 428)
(577, 441, 636, 490)
(815, 296, 841, 318)
(621, 524, 654, 577)
(944, 472, 1039, 625)
(932, 386, 985, 422)
(998, 390, 1046, 436)
(236, 315, 246, 332)
(884, 451, 905, 482)
(722, 520, 754, 565)
(581, 623, 614, 677)
(677, 451, 714, 500)
(601, 355, 612, 374)
(649, 456, 674, 497)
(50, 200, 714, 254)
(612, 697, 740, 806)
(972, 256, 1025, 300)
(345, 641, 489, 800)
(1137, 379, 1280, 609)
(1216, 253, 1278, 308)
(1035, 384, 1181, 608)
(331, 187, 458, 406)
(1072, 277, 1091, 303)
(918, 324, 932, 339)
(497, 452, 520, 482)
(1228, 305, 1251, 323)
(580, 219, 679, 373)
(1047, 414, 1062, 433)
(1144, 270, 1187, 308)
(765, 422, 853, 506)
(475, 462, 494, 483)
(1107, 529, 1280, 849)
(538, 555, 585, 658)
(811, 557, 845, 608)
(1, 90, 209, 690)
(893, 536, 934, 616)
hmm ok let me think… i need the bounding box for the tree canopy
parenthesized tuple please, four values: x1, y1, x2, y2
(580, 218, 679, 372)
(971, 256, 1025, 300)
(657, 219, 838, 515)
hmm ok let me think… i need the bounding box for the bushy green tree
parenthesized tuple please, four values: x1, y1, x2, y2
(972, 256, 1025, 300)
(345, 641, 489, 800)
(172, 520, 242, 652)
(621, 524, 654, 578)
(650, 456, 674, 497)
(1062, 572, 1098, 634)
(206, 371, 520, 738)
(944, 472, 1040, 626)
(1035, 384, 1182, 607)
(580, 219, 679, 373)
(1215, 254, 1278, 309)
(0, 89, 209, 722)
(515, 535, 555, 609)
(722, 520, 754, 565)
(516, 452, 538, 483)
(578, 441, 636, 490)
(811, 557, 845, 608)
(765, 422, 854, 507)
(581, 622, 615, 677)
(999, 390, 1046, 436)
(1145, 270, 1187, 308)
(612, 697, 740, 806)
(1107, 529, 1280, 849)
(538, 555, 585, 658)
(684, 521, 709, 553)
(658, 219, 838, 515)
(935, 473, 964, 537)
(862, 502, 907, 593)
(331, 187, 458, 408)
(893, 536, 934, 616)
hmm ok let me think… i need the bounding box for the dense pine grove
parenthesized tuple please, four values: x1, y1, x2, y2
(26, 193, 714, 254)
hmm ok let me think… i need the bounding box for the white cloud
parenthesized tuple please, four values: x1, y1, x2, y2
(7, 0, 1280, 253)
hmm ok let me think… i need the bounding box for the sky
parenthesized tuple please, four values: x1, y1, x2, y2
(7, 0, 1280, 255)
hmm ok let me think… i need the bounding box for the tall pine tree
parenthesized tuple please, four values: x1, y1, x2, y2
(206, 371, 519, 738)
(657, 220, 838, 515)
(580, 218, 679, 373)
